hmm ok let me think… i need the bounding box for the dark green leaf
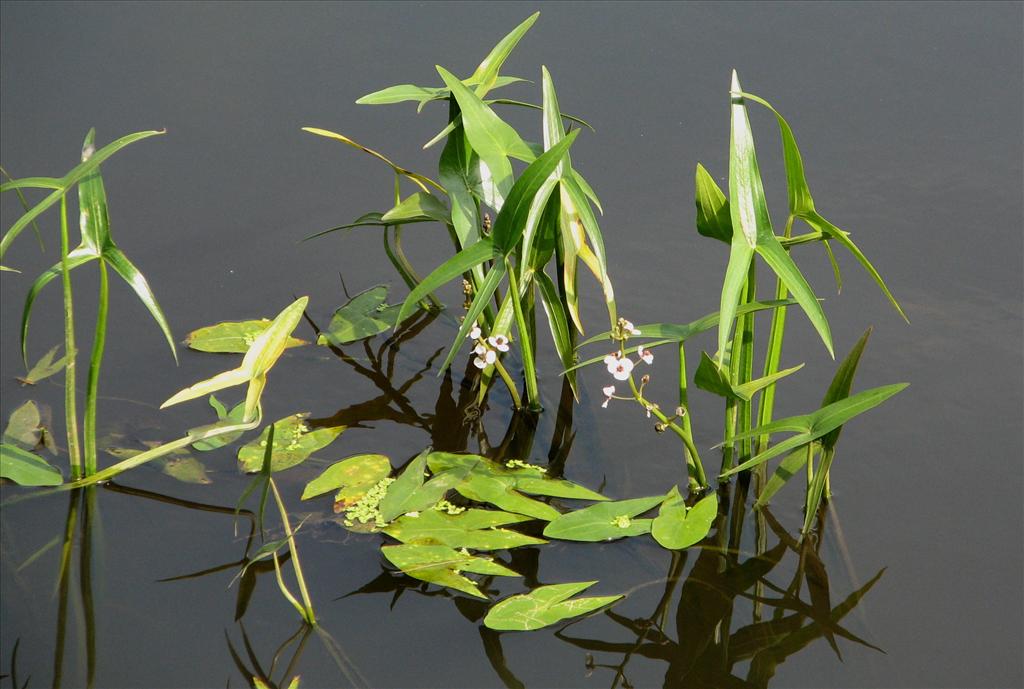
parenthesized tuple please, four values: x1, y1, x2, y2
(695, 163, 732, 243)
(396, 238, 494, 326)
(317, 285, 404, 346)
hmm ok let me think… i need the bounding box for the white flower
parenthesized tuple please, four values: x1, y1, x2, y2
(601, 385, 615, 409)
(638, 346, 653, 365)
(610, 356, 634, 381)
(604, 353, 620, 372)
(468, 324, 482, 340)
(622, 320, 641, 336)
(488, 334, 510, 352)
(473, 344, 497, 369)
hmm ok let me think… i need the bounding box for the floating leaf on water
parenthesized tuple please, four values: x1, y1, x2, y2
(378, 451, 471, 523)
(2, 400, 41, 449)
(301, 453, 391, 504)
(382, 544, 518, 599)
(17, 345, 66, 385)
(427, 452, 606, 502)
(383, 509, 545, 551)
(317, 285, 405, 347)
(483, 581, 623, 631)
(651, 487, 718, 550)
(542, 495, 665, 542)
(185, 319, 308, 354)
(192, 395, 247, 451)
(237, 414, 345, 473)
(160, 456, 211, 485)
(0, 443, 62, 486)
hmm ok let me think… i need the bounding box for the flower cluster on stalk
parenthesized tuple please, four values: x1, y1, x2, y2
(467, 322, 511, 369)
(601, 319, 654, 408)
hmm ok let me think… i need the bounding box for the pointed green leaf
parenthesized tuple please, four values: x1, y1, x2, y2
(490, 130, 578, 254)
(383, 509, 545, 551)
(382, 544, 518, 599)
(301, 453, 391, 504)
(695, 163, 732, 243)
(18, 345, 66, 385)
(484, 581, 623, 631)
(186, 319, 308, 354)
(160, 455, 211, 484)
(755, 445, 813, 509)
(468, 12, 539, 94)
(103, 247, 178, 362)
(542, 495, 664, 541)
(437, 66, 534, 163)
(317, 285, 403, 346)
(0, 443, 63, 486)
(395, 238, 494, 326)
(820, 327, 873, 450)
(720, 383, 908, 477)
(20, 247, 98, 363)
(1, 129, 164, 259)
(438, 259, 507, 373)
(536, 270, 578, 397)
(381, 191, 450, 225)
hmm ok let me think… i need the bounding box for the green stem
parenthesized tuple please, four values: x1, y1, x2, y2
(505, 268, 540, 410)
(757, 214, 795, 456)
(83, 258, 109, 475)
(59, 196, 82, 479)
(676, 343, 704, 483)
(736, 261, 757, 462)
(270, 478, 316, 625)
(492, 357, 523, 409)
(628, 375, 707, 488)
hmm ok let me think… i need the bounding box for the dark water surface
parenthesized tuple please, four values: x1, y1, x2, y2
(2, 2, 1021, 687)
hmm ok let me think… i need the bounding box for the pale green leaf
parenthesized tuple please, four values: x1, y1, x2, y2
(383, 509, 544, 551)
(301, 453, 391, 503)
(542, 495, 664, 541)
(0, 443, 62, 486)
(484, 581, 623, 631)
(237, 414, 345, 473)
(185, 319, 308, 354)
(382, 544, 518, 598)
(651, 487, 718, 550)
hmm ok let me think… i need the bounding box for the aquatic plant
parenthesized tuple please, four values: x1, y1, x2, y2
(306, 13, 612, 411)
(2, 130, 172, 479)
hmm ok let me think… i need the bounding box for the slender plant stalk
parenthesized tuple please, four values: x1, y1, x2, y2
(628, 375, 707, 488)
(59, 196, 83, 479)
(83, 258, 109, 475)
(756, 214, 795, 455)
(492, 358, 523, 409)
(736, 262, 757, 462)
(505, 268, 539, 409)
(80, 487, 97, 689)
(270, 478, 316, 625)
(52, 490, 80, 689)
(676, 343, 705, 485)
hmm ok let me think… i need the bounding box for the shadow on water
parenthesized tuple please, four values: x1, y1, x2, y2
(1, 318, 881, 688)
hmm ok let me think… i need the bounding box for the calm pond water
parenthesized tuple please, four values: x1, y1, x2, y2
(2, 2, 1021, 687)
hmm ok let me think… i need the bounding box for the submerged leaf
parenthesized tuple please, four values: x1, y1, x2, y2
(191, 395, 246, 451)
(237, 414, 345, 473)
(317, 285, 404, 346)
(0, 443, 62, 486)
(160, 456, 211, 484)
(185, 320, 308, 354)
(17, 345, 66, 385)
(2, 400, 42, 449)
(484, 581, 623, 631)
(382, 544, 518, 599)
